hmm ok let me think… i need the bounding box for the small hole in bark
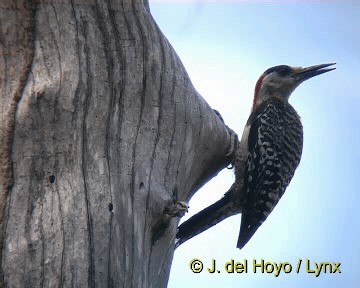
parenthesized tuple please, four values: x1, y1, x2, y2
(49, 175, 56, 183)
(139, 182, 144, 189)
(108, 203, 113, 212)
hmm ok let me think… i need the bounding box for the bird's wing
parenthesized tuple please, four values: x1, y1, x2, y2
(237, 99, 303, 249)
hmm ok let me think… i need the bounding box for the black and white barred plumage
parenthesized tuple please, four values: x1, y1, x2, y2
(236, 97, 303, 248)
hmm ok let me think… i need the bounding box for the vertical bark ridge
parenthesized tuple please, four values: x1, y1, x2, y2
(109, 1, 132, 286)
(44, 4, 65, 287)
(129, 3, 164, 285)
(0, 1, 37, 286)
(175, 86, 189, 195)
(92, 1, 116, 285)
(143, 18, 167, 285)
(163, 46, 181, 192)
(128, 3, 145, 286)
(104, 1, 121, 286)
(82, 17, 95, 288)
(68, 2, 92, 287)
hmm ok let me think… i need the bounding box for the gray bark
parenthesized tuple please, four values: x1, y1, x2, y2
(0, 0, 234, 287)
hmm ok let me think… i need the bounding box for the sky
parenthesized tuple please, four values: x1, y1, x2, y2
(151, 2, 360, 287)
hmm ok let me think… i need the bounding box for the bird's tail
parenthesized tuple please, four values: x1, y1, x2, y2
(236, 213, 258, 249)
(175, 186, 241, 248)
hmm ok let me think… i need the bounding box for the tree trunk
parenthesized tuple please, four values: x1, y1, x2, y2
(0, 0, 233, 287)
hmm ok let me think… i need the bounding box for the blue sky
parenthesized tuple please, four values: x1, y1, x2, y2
(151, 2, 360, 287)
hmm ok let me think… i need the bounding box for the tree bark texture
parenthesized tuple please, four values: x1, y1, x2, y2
(0, 0, 234, 287)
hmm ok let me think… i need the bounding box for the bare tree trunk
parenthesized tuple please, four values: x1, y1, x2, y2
(0, 0, 234, 287)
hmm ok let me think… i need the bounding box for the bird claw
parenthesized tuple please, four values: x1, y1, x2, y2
(174, 236, 180, 248)
(213, 109, 238, 157)
(225, 129, 238, 157)
(174, 228, 183, 249)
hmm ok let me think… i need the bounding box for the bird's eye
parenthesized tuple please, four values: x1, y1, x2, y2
(277, 66, 292, 76)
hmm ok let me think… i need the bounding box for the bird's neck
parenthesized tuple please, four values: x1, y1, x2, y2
(252, 90, 291, 111)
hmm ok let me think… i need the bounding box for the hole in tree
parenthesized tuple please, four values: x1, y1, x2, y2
(49, 175, 56, 183)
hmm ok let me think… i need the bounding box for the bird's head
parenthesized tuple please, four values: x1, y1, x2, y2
(252, 63, 336, 110)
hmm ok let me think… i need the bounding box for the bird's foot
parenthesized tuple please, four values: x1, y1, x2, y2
(213, 109, 238, 157)
(225, 129, 238, 157)
(174, 235, 180, 248)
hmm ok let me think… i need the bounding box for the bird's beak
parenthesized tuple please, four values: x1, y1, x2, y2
(295, 63, 336, 82)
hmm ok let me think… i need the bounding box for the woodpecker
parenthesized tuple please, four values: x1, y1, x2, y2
(176, 63, 335, 249)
